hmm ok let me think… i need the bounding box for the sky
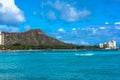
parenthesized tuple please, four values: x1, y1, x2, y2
(0, 0, 120, 45)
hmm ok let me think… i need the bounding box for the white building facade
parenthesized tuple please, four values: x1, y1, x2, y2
(99, 40, 117, 49)
(0, 32, 4, 45)
(107, 40, 116, 49)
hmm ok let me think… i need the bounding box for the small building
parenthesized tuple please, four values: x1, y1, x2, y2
(99, 43, 103, 48)
(0, 31, 4, 45)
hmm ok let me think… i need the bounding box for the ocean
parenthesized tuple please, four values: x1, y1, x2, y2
(0, 50, 120, 80)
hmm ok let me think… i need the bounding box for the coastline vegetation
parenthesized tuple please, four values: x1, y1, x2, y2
(0, 43, 100, 50)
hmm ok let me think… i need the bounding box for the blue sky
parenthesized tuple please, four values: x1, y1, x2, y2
(0, 0, 120, 45)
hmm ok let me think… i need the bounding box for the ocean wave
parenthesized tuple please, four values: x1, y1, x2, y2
(75, 53, 94, 56)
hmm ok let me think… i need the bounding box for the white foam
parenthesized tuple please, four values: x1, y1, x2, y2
(75, 53, 94, 56)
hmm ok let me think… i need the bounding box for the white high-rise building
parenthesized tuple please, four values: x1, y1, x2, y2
(107, 40, 116, 49)
(99, 40, 117, 49)
(0, 31, 4, 45)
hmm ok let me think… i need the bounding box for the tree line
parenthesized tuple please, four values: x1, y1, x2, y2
(0, 43, 99, 50)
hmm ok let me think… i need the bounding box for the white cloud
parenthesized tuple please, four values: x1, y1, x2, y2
(81, 27, 91, 31)
(114, 22, 120, 25)
(105, 22, 109, 25)
(72, 28, 76, 31)
(72, 28, 78, 35)
(47, 10, 56, 20)
(81, 27, 98, 34)
(58, 28, 65, 32)
(61, 8, 90, 22)
(91, 28, 97, 34)
(0, 25, 19, 32)
(80, 40, 89, 45)
(56, 36, 62, 39)
(0, 0, 25, 24)
(54, 1, 90, 22)
(24, 25, 31, 31)
(99, 27, 106, 30)
(42, 0, 90, 22)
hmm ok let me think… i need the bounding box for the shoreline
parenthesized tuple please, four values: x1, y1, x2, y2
(0, 49, 119, 52)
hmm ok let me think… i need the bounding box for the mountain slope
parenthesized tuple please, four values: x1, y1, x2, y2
(3, 29, 71, 46)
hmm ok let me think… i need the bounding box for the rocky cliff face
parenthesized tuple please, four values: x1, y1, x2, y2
(3, 29, 67, 46)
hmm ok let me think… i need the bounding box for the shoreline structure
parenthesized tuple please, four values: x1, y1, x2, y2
(0, 31, 4, 45)
(99, 40, 118, 49)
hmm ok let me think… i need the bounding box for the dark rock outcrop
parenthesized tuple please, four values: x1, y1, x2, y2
(3, 29, 70, 46)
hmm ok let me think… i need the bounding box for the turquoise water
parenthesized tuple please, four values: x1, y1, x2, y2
(0, 50, 120, 80)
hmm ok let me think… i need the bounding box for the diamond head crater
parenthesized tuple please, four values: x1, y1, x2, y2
(0, 29, 100, 50)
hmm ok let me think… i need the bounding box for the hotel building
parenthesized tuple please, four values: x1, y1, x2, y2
(99, 40, 117, 49)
